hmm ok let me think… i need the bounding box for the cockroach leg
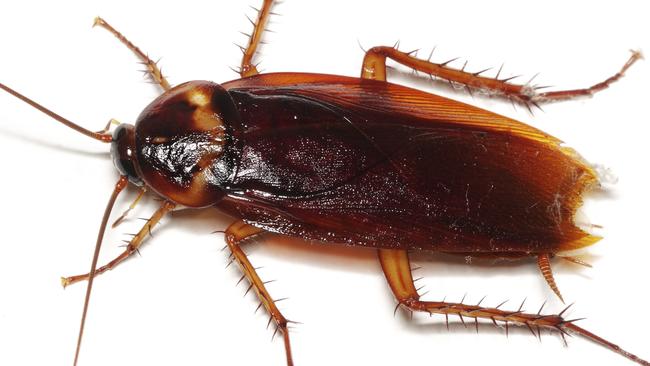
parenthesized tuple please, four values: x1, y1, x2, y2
(361, 46, 642, 107)
(112, 187, 147, 228)
(377, 248, 649, 366)
(94, 118, 121, 136)
(224, 220, 294, 366)
(61, 200, 175, 287)
(93, 16, 171, 91)
(239, 0, 275, 78)
(533, 50, 643, 103)
(537, 253, 564, 303)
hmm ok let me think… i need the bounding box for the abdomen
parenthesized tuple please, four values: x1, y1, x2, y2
(219, 73, 600, 255)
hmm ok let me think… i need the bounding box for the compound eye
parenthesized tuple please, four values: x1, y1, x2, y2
(111, 124, 143, 186)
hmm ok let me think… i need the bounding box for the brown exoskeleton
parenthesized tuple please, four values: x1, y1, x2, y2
(0, 0, 644, 366)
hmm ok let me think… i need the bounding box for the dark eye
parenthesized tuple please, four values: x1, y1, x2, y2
(111, 124, 143, 186)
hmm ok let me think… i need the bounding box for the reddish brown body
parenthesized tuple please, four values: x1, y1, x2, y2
(222, 73, 599, 254)
(0, 2, 647, 366)
(131, 74, 597, 257)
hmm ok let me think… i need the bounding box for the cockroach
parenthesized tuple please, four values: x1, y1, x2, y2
(0, 1, 648, 366)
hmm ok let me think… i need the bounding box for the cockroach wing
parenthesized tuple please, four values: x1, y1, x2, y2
(219, 73, 600, 255)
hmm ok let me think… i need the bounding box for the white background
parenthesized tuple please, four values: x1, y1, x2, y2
(0, 1, 648, 366)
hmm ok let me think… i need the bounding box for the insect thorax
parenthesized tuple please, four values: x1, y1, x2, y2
(130, 81, 242, 207)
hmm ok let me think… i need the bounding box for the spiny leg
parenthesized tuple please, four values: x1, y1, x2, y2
(379, 248, 563, 329)
(538, 253, 564, 303)
(239, 0, 276, 77)
(361, 46, 642, 107)
(225, 220, 294, 366)
(112, 187, 147, 228)
(62, 200, 176, 287)
(377, 248, 650, 366)
(93, 17, 171, 91)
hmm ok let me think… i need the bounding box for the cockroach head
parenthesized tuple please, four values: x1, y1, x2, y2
(111, 123, 142, 186)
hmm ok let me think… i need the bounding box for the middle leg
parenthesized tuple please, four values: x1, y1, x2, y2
(224, 219, 295, 366)
(238, 0, 276, 77)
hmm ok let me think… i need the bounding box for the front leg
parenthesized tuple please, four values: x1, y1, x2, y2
(62, 200, 176, 287)
(93, 17, 171, 91)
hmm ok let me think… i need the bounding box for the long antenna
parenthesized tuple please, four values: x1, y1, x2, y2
(73, 175, 128, 366)
(0, 82, 112, 142)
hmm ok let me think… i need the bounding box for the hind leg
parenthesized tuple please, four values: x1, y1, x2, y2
(377, 248, 649, 365)
(362, 45, 641, 107)
(378, 248, 570, 334)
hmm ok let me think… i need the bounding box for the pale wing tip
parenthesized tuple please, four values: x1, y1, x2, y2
(558, 234, 603, 254)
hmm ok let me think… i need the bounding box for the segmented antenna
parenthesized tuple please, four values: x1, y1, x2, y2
(0, 83, 112, 142)
(73, 176, 129, 366)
